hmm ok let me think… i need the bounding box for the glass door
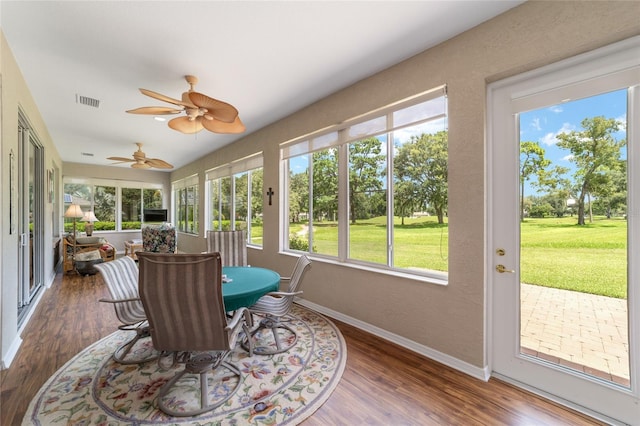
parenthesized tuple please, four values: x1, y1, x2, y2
(18, 117, 44, 323)
(488, 38, 639, 424)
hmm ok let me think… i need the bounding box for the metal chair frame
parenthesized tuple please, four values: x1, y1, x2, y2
(242, 255, 311, 355)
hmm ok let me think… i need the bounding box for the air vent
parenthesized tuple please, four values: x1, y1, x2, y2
(76, 94, 100, 108)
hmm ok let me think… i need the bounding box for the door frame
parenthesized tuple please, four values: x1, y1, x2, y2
(487, 36, 640, 424)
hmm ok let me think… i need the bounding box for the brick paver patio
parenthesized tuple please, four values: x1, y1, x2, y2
(520, 283, 629, 387)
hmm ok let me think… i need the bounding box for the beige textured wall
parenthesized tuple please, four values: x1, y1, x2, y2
(171, 1, 640, 368)
(1, 32, 63, 365)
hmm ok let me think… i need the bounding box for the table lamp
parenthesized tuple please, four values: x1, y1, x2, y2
(64, 204, 84, 238)
(81, 211, 99, 236)
(65, 204, 84, 271)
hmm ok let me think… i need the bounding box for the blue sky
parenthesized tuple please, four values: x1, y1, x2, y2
(519, 88, 627, 196)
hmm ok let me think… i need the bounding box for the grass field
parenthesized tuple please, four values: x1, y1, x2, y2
(289, 215, 628, 299)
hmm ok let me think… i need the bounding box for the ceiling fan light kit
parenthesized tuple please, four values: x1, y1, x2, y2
(126, 75, 245, 135)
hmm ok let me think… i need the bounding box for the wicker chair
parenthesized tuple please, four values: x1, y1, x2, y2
(242, 255, 311, 355)
(206, 230, 247, 266)
(94, 256, 157, 364)
(136, 252, 250, 417)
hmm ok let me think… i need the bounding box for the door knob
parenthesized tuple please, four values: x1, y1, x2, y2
(496, 264, 515, 273)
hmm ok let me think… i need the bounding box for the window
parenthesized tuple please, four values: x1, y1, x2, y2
(206, 154, 263, 246)
(173, 175, 199, 234)
(63, 178, 164, 232)
(121, 187, 141, 230)
(94, 185, 116, 230)
(282, 86, 448, 278)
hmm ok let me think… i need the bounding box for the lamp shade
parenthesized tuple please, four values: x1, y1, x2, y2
(81, 211, 99, 222)
(64, 204, 84, 218)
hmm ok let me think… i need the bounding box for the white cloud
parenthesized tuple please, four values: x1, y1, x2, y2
(540, 132, 557, 146)
(531, 117, 541, 131)
(549, 106, 563, 113)
(562, 154, 574, 162)
(615, 113, 627, 135)
(539, 122, 574, 146)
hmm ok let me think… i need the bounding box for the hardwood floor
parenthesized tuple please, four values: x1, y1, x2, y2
(1, 270, 605, 425)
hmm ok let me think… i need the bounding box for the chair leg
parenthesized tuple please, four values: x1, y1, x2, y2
(113, 326, 158, 365)
(242, 316, 298, 355)
(157, 352, 241, 417)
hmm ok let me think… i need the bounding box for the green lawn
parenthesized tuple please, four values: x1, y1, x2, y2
(290, 215, 628, 299)
(521, 217, 627, 299)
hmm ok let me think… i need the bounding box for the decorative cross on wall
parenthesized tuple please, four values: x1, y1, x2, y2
(267, 187, 274, 206)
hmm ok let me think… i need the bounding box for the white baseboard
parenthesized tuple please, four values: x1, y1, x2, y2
(1, 335, 22, 370)
(2, 277, 50, 370)
(295, 298, 491, 382)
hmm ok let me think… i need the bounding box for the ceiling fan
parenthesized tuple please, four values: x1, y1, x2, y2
(126, 75, 245, 134)
(107, 143, 173, 169)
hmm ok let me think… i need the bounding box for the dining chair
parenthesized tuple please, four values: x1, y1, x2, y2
(136, 252, 251, 417)
(206, 230, 247, 266)
(94, 256, 157, 364)
(242, 254, 312, 355)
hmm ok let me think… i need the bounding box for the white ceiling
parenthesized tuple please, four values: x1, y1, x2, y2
(1, 1, 523, 171)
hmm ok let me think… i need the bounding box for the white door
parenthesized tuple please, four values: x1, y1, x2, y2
(488, 37, 640, 425)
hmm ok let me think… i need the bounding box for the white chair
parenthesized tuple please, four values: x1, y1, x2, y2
(242, 255, 312, 355)
(206, 230, 247, 266)
(94, 256, 157, 364)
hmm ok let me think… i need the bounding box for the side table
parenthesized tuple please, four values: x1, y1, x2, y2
(124, 239, 143, 260)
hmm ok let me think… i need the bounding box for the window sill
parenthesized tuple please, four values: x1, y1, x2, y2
(281, 251, 448, 286)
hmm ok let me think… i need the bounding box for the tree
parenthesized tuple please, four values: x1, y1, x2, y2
(312, 149, 339, 221)
(590, 159, 626, 218)
(394, 181, 417, 225)
(394, 131, 448, 224)
(520, 141, 551, 221)
(288, 170, 309, 223)
(348, 138, 386, 224)
(556, 116, 624, 225)
(537, 165, 571, 217)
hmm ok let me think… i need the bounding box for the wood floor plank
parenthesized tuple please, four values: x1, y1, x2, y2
(1, 270, 606, 425)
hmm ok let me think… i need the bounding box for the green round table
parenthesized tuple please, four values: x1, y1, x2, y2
(222, 266, 280, 311)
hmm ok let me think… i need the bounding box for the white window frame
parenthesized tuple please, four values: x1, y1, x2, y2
(205, 153, 264, 246)
(172, 174, 199, 235)
(63, 177, 164, 232)
(280, 85, 449, 282)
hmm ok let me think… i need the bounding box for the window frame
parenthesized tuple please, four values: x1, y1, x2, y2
(205, 153, 264, 247)
(172, 174, 199, 235)
(281, 85, 449, 282)
(63, 177, 164, 232)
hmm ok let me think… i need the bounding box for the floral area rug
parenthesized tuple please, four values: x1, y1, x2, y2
(23, 304, 346, 425)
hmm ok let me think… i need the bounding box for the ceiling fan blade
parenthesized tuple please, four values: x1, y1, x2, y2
(146, 158, 174, 169)
(126, 106, 182, 115)
(202, 116, 246, 134)
(107, 156, 136, 163)
(168, 116, 204, 134)
(188, 92, 238, 123)
(131, 162, 152, 169)
(139, 88, 196, 109)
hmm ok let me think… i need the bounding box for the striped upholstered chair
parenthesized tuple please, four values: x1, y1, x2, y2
(94, 256, 157, 364)
(242, 255, 312, 355)
(206, 230, 247, 266)
(136, 252, 251, 417)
